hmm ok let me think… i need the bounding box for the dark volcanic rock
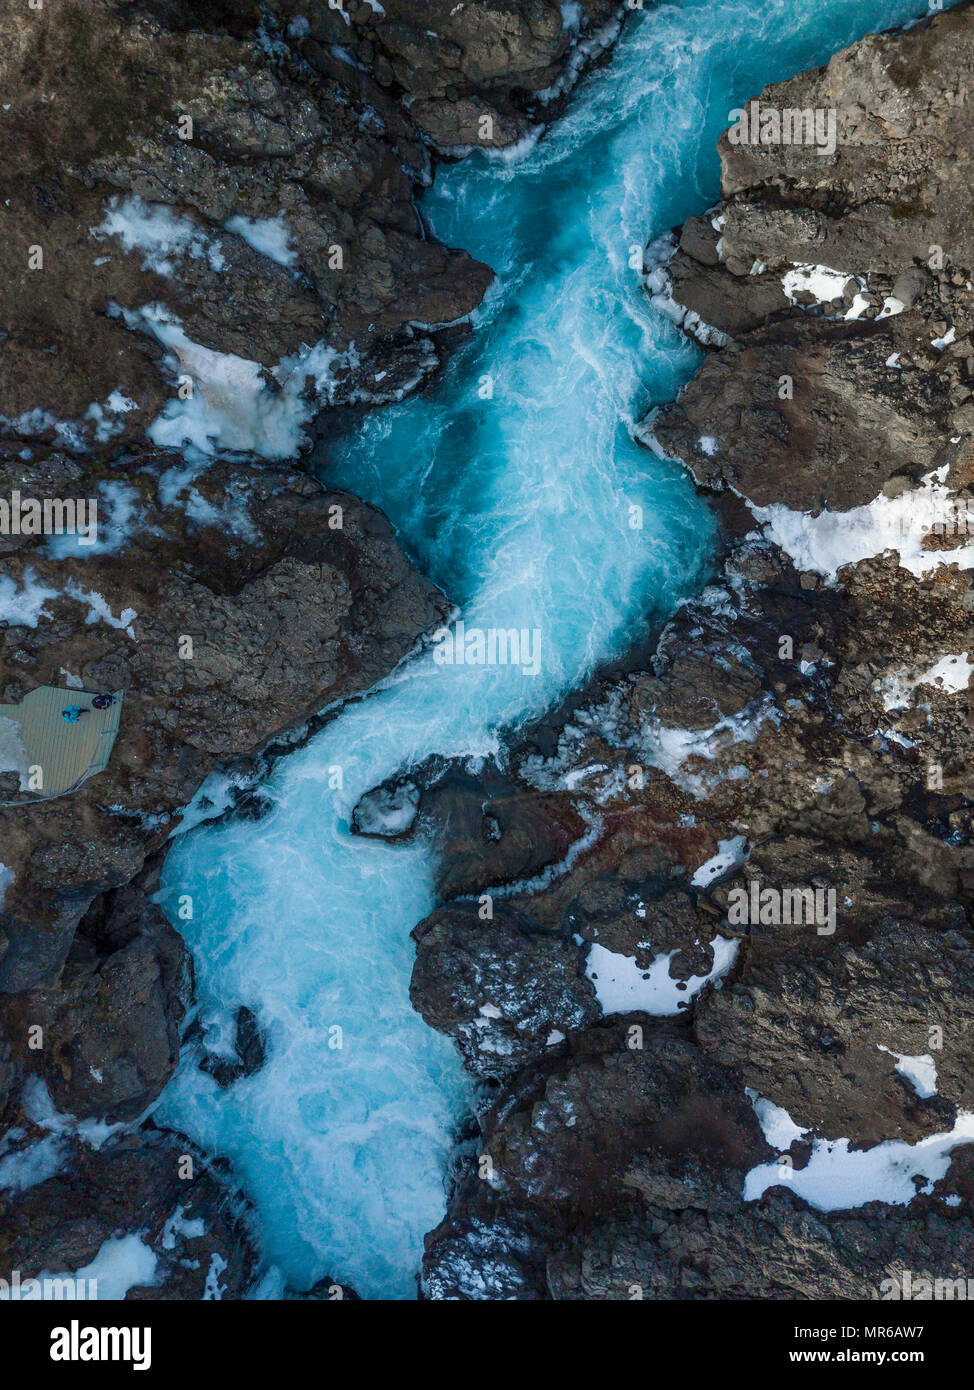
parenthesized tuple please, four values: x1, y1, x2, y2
(426, 1021, 974, 1301)
(0, 1128, 258, 1299)
(655, 314, 963, 512)
(411, 900, 599, 1079)
(0, 0, 628, 988)
(0, 462, 451, 994)
(697, 857, 971, 1144)
(418, 4, 974, 1299)
(652, 4, 974, 512)
(546, 1154, 974, 1300)
(354, 758, 589, 898)
(0, 0, 621, 461)
(0, 0, 492, 456)
(199, 1005, 267, 1089)
(0, 878, 191, 1122)
(277, 0, 621, 152)
(423, 1024, 771, 1298)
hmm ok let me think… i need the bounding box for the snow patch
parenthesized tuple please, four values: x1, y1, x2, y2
(691, 834, 748, 887)
(933, 326, 957, 351)
(877, 295, 906, 320)
(96, 195, 225, 276)
(747, 1089, 809, 1151)
(751, 471, 974, 581)
(0, 1133, 66, 1192)
(875, 652, 972, 711)
(64, 581, 137, 639)
(878, 1046, 938, 1099)
(116, 304, 355, 462)
(0, 569, 59, 627)
(42, 1235, 160, 1301)
(744, 1100, 974, 1209)
(782, 263, 855, 307)
(637, 698, 782, 798)
(84, 390, 139, 444)
(21, 1078, 123, 1151)
(161, 1205, 207, 1251)
(203, 1252, 229, 1301)
(48, 480, 144, 559)
(843, 292, 871, 321)
(586, 935, 738, 1016)
(225, 213, 298, 268)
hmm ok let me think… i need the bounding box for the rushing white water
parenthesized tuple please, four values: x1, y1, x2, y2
(156, 0, 935, 1299)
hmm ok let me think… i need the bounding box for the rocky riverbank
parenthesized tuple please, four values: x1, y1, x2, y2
(0, 0, 620, 1297)
(399, 1, 974, 1297)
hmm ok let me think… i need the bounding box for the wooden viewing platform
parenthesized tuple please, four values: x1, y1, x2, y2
(0, 685, 123, 804)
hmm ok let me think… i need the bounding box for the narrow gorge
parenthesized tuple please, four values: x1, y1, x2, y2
(2, 0, 973, 1310)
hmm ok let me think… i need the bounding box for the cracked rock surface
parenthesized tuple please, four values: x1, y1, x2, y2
(417, 3, 974, 1299)
(0, 0, 616, 1297)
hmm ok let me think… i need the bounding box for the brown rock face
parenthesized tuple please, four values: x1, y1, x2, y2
(546, 1152, 974, 1300)
(0, 873, 191, 1122)
(717, 8, 974, 276)
(0, 0, 496, 459)
(0, 1128, 258, 1299)
(354, 758, 590, 894)
(1, 0, 626, 1296)
(417, 4, 974, 1299)
(275, 0, 621, 150)
(411, 900, 601, 1078)
(655, 314, 964, 512)
(0, 461, 451, 992)
(0, 0, 619, 466)
(652, 3, 974, 513)
(424, 1025, 772, 1298)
